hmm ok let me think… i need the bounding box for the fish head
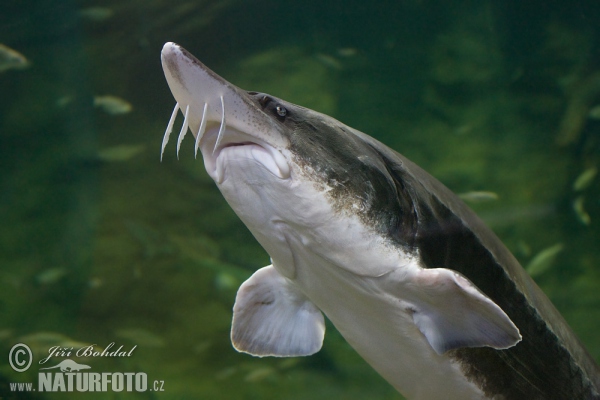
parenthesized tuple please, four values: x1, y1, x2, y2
(161, 43, 413, 275)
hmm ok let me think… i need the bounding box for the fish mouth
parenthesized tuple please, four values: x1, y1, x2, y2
(160, 42, 291, 183)
(202, 126, 291, 184)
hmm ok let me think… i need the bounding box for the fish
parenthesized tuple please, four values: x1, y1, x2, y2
(160, 42, 600, 399)
(457, 191, 499, 203)
(525, 243, 564, 278)
(35, 267, 67, 284)
(93, 95, 133, 115)
(315, 53, 343, 70)
(0, 44, 29, 73)
(573, 166, 597, 192)
(337, 48, 358, 57)
(243, 366, 276, 382)
(588, 104, 600, 120)
(574, 195, 592, 225)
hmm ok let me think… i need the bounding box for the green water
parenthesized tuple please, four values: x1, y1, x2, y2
(0, 0, 599, 398)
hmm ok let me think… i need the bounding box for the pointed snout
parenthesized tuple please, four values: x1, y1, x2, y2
(161, 42, 234, 125)
(160, 42, 289, 157)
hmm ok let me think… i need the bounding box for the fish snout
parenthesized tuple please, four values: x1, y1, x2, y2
(160, 43, 291, 182)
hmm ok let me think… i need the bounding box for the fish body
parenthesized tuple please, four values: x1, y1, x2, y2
(0, 44, 28, 72)
(457, 191, 498, 203)
(93, 95, 133, 115)
(160, 43, 600, 399)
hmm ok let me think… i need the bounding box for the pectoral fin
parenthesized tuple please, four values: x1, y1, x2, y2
(410, 268, 521, 355)
(231, 265, 325, 357)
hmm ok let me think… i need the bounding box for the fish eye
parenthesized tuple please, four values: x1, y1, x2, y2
(276, 105, 287, 117)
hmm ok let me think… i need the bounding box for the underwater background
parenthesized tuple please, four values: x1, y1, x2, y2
(1, 0, 599, 398)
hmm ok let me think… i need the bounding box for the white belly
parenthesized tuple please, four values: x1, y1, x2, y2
(283, 237, 487, 400)
(218, 157, 512, 400)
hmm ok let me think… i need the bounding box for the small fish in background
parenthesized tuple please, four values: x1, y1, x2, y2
(88, 276, 104, 289)
(572, 166, 597, 191)
(573, 196, 591, 225)
(56, 95, 74, 108)
(337, 47, 358, 57)
(115, 328, 165, 347)
(587, 104, 600, 120)
(97, 144, 146, 162)
(0, 44, 29, 73)
(94, 95, 133, 115)
(454, 123, 475, 135)
(244, 366, 276, 383)
(19, 332, 100, 356)
(458, 191, 499, 203)
(315, 53, 342, 70)
(35, 267, 67, 285)
(79, 6, 114, 22)
(230, 358, 300, 383)
(525, 243, 564, 278)
(214, 272, 240, 292)
(479, 203, 556, 229)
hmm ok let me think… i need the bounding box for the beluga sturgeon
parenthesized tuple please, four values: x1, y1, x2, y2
(160, 42, 600, 399)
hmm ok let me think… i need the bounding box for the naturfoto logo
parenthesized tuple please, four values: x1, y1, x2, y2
(8, 342, 165, 394)
(38, 360, 148, 393)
